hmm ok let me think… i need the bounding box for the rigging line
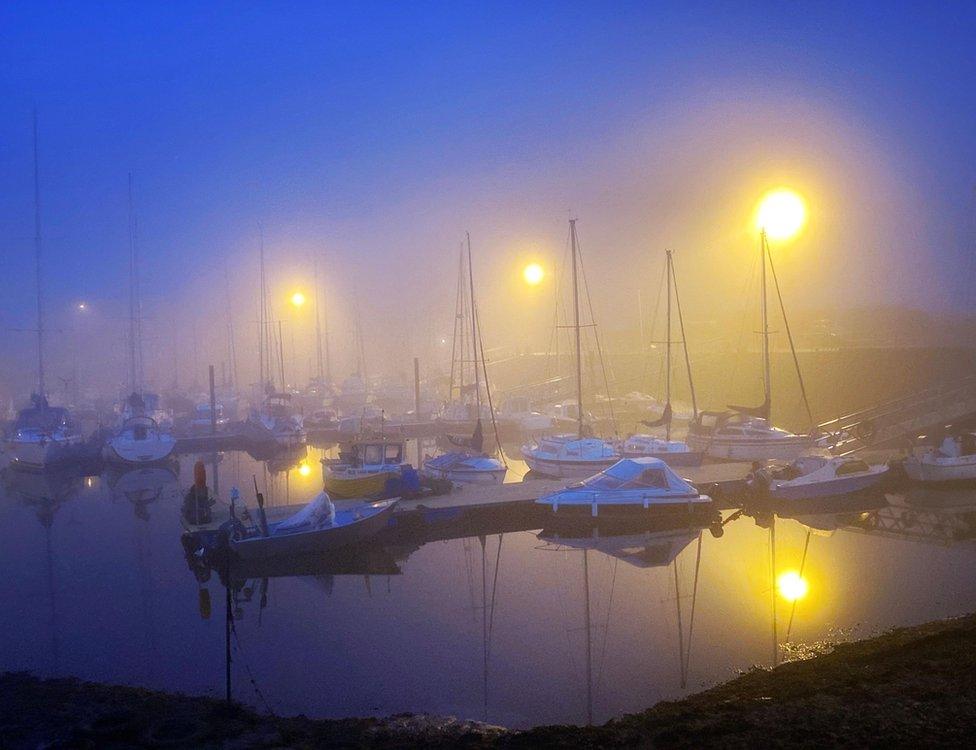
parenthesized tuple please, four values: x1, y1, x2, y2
(229, 617, 279, 720)
(785, 529, 812, 644)
(448, 246, 463, 400)
(574, 233, 618, 435)
(684, 531, 703, 682)
(475, 303, 507, 468)
(487, 533, 503, 656)
(729, 248, 761, 403)
(766, 244, 815, 428)
(479, 535, 488, 721)
(670, 252, 699, 417)
(641, 259, 668, 396)
(595, 557, 618, 695)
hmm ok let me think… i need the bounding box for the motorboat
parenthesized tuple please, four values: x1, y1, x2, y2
(904, 433, 976, 484)
(244, 392, 306, 447)
(537, 457, 711, 517)
(687, 411, 813, 462)
(521, 434, 619, 479)
(3, 394, 84, 470)
(322, 437, 418, 499)
(104, 413, 177, 465)
(189, 402, 230, 433)
(423, 451, 506, 485)
(228, 494, 397, 560)
(751, 453, 889, 501)
(497, 396, 554, 432)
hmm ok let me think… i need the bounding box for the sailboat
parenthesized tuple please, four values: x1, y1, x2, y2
(424, 233, 506, 484)
(4, 112, 84, 470)
(521, 220, 618, 478)
(686, 230, 814, 461)
(620, 250, 703, 466)
(104, 175, 177, 466)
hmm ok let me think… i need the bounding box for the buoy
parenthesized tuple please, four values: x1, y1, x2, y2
(193, 460, 207, 489)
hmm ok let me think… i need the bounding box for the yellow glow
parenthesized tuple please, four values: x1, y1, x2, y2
(756, 188, 807, 241)
(298, 462, 312, 477)
(523, 263, 545, 286)
(777, 570, 809, 602)
(290, 291, 306, 307)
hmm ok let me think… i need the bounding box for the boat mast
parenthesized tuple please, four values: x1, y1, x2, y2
(127, 173, 140, 394)
(313, 256, 325, 383)
(571, 219, 583, 440)
(32, 109, 46, 397)
(760, 229, 772, 419)
(258, 227, 267, 389)
(665, 250, 673, 441)
(466, 232, 482, 419)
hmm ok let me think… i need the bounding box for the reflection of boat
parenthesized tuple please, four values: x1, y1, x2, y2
(753, 454, 889, 501)
(104, 411, 176, 465)
(687, 231, 814, 461)
(229, 495, 397, 560)
(322, 438, 417, 499)
(538, 457, 711, 517)
(107, 466, 179, 517)
(539, 524, 701, 568)
(904, 433, 976, 484)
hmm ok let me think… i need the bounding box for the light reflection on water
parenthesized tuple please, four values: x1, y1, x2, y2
(1, 446, 976, 728)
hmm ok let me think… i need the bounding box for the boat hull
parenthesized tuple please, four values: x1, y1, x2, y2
(687, 434, 813, 462)
(522, 454, 617, 479)
(230, 500, 397, 560)
(618, 449, 704, 467)
(423, 464, 507, 485)
(769, 470, 887, 501)
(904, 455, 976, 484)
(538, 489, 711, 518)
(3, 436, 85, 470)
(323, 468, 400, 499)
(104, 435, 177, 466)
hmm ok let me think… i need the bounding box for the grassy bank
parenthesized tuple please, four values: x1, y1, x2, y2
(4, 613, 976, 748)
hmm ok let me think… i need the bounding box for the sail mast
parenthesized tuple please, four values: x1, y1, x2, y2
(258, 227, 267, 388)
(665, 250, 673, 440)
(466, 232, 482, 417)
(760, 230, 772, 418)
(32, 109, 46, 397)
(127, 173, 139, 393)
(313, 256, 325, 383)
(570, 219, 583, 440)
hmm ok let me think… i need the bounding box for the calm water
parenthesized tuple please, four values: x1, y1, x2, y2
(2, 446, 976, 728)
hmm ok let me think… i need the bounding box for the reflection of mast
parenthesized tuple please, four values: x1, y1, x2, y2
(42, 516, 61, 670)
(582, 548, 593, 725)
(769, 519, 778, 667)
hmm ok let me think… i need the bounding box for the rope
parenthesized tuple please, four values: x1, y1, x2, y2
(229, 617, 279, 721)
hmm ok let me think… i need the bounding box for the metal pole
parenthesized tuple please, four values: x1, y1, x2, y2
(571, 220, 583, 439)
(209, 365, 217, 436)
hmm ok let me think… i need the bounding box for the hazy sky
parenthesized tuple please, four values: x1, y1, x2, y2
(1, 2, 974, 392)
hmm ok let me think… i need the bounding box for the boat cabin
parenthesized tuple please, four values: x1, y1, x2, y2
(338, 439, 405, 469)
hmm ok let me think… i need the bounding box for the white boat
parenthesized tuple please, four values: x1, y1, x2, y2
(618, 434, 702, 466)
(686, 231, 815, 462)
(522, 434, 619, 479)
(3, 395, 84, 470)
(229, 494, 397, 560)
(497, 396, 553, 432)
(687, 412, 813, 462)
(904, 434, 976, 484)
(753, 454, 889, 501)
(537, 457, 711, 517)
(423, 451, 506, 484)
(245, 392, 306, 446)
(104, 414, 177, 465)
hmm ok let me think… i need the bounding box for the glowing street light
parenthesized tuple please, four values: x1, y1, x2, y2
(755, 188, 807, 241)
(298, 462, 311, 477)
(522, 262, 545, 286)
(77, 302, 88, 311)
(290, 291, 306, 307)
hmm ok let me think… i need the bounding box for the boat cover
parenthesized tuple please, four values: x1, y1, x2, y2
(276, 492, 336, 531)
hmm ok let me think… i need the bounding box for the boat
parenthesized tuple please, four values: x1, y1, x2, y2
(3, 116, 83, 471)
(228, 494, 397, 560)
(620, 250, 703, 467)
(104, 413, 176, 465)
(497, 396, 554, 432)
(751, 453, 889, 501)
(322, 437, 418, 499)
(189, 401, 230, 433)
(904, 433, 976, 484)
(423, 451, 506, 485)
(538, 457, 711, 517)
(244, 391, 306, 447)
(686, 230, 814, 461)
(4, 394, 84, 470)
(522, 220, 618, 477)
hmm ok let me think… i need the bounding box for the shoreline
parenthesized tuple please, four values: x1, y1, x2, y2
(4, 613, 976, 747)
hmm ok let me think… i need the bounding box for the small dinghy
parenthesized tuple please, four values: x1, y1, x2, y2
(904, 433, 976, 484)
(538, 457, 710, 517)
(229, 493, 397, 560)
(423, 451, 507, 484)
(751, 454, 888, 501)
(618, 434, 703, 466)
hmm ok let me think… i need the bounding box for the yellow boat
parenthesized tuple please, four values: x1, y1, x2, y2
(321, 438, 407, 499)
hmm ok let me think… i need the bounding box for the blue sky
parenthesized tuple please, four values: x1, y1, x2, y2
(1, 2, 974, 390)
